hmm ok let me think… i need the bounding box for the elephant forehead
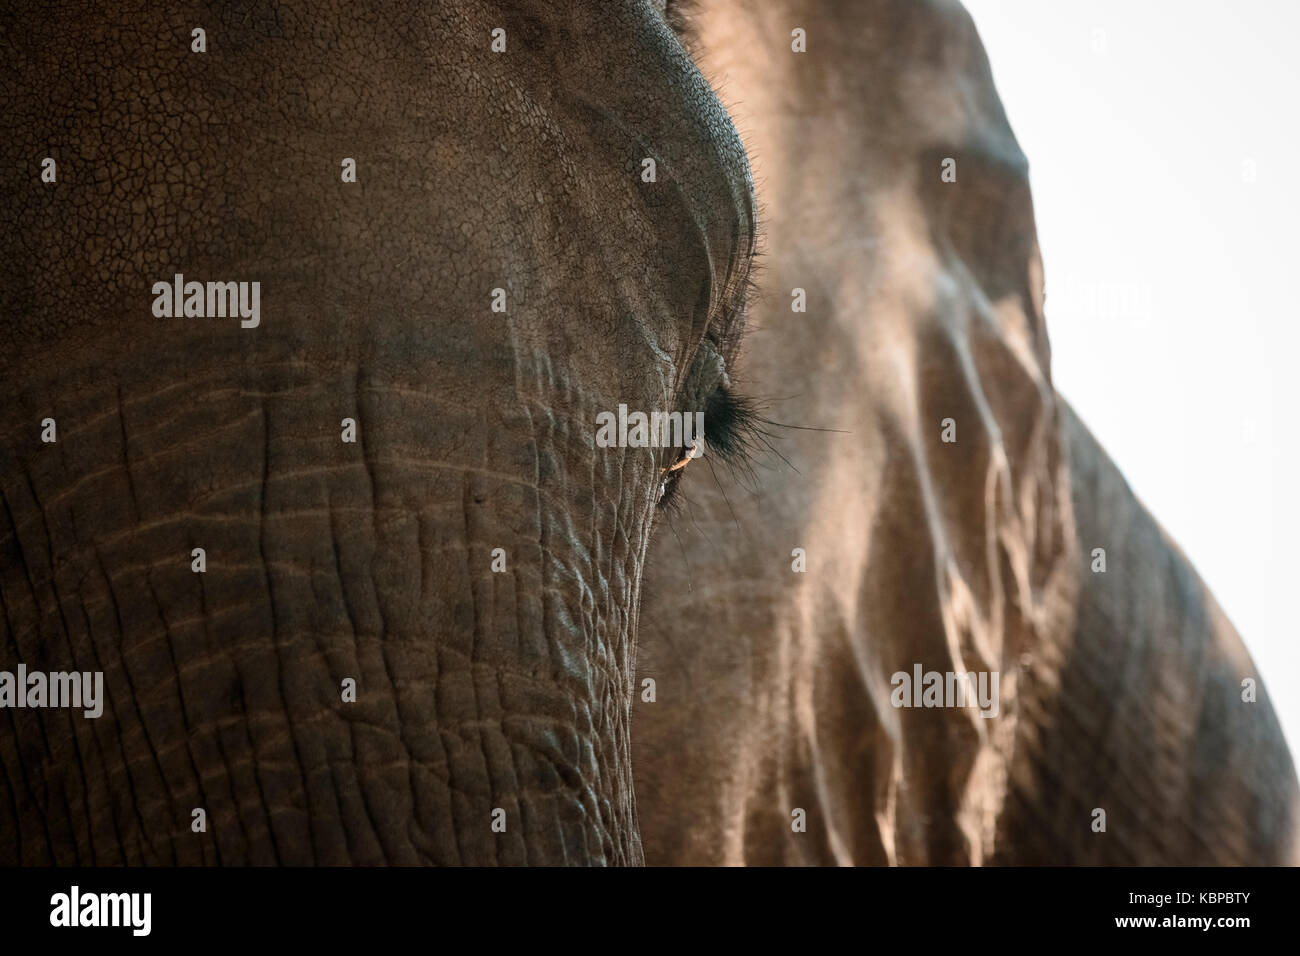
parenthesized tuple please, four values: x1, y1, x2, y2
(0, 1, 756, 392)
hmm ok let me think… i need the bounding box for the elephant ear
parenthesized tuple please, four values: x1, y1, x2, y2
(833, 1, 1083, 866)
(867, 5, 1299, 864)
(886, 6, 1300, 866)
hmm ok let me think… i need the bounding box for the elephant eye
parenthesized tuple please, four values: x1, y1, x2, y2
(665, 437, 703, 476)
(656, 384, 764, 510)
(656, 437, 703, 502)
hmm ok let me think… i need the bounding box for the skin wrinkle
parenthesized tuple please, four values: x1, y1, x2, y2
(80, 563, 151, 864)
(1, 486, 68, 858)
(349, 368, 416, 865)
(89, 547, 167, 864)
(255, 394, 303, 864)
(459, 469, 493, 863)
(195, 567, 277, 870)
(38, 489, 158, 863)
(23, 458, 559, 560)
(142, 572, 219, 864)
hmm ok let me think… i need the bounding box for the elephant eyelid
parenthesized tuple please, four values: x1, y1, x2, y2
(709, 245, 761, 362)
(654, 0, 761, 360)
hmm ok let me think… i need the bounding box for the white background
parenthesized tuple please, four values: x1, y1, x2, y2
(963, 0, 1299, 753)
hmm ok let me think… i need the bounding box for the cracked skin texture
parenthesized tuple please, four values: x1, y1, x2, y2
(1, 0, 1296, 867)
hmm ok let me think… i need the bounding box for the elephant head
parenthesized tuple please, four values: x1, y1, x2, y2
(5, 0, 1297, 869)
(1, 1, 755, 864)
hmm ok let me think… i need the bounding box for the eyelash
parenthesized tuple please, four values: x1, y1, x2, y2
(661, 0, 700, 46)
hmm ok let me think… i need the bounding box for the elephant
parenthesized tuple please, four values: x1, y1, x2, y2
(1, 0, 1295, 867)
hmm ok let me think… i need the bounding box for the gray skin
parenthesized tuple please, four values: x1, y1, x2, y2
(633, 0, 1300, 865)
(1, 1, 755, 864)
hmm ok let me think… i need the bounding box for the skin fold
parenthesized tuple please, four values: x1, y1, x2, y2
(1, 0, 1296, 866)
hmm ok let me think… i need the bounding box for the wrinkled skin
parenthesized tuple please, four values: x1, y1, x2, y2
(1, 0, 754, 864)
(2, 0, 1296, 868)
(633, 0, 1300, 865)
